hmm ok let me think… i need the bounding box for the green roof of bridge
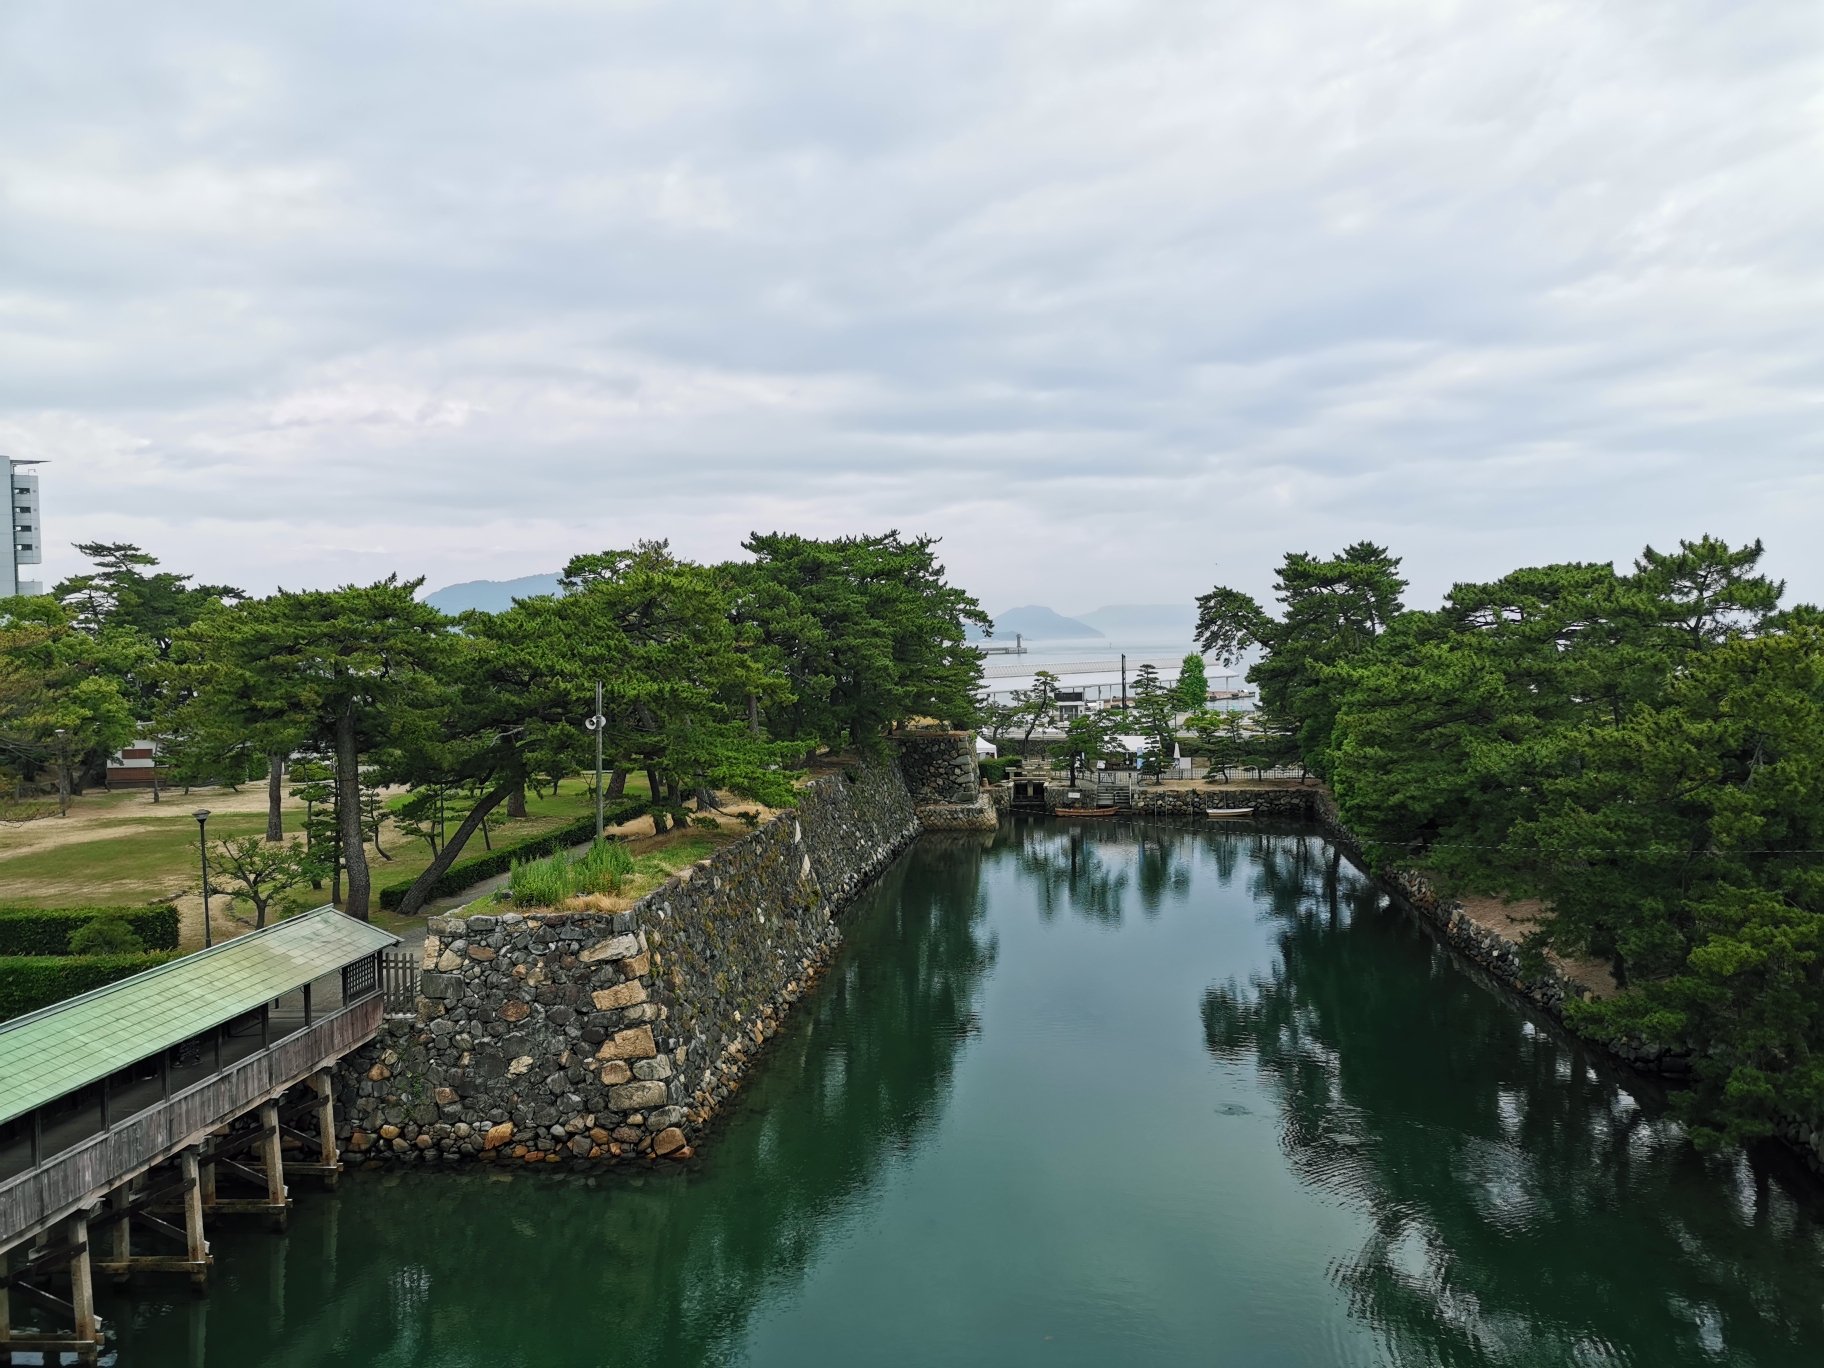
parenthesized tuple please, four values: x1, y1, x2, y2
(0, 907, 398, 1126)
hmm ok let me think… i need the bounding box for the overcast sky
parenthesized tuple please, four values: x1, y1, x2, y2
(4, 0, 1820, 618)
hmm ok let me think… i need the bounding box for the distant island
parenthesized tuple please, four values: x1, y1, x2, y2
(428, 581, 1199, 643)
(424, 573, 562, 614)
(968, 602, 1200, 641)
(981, 606, 1103, 639)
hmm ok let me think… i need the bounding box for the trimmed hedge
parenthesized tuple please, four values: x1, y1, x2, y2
(0, 904, 182, 956)
(0, 952, 182, 1020)
(377, 800, 650, 911)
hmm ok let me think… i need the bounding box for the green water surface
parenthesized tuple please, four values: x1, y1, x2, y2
(101, 823, 1824, 1366)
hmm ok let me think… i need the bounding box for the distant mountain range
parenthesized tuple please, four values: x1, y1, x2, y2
(983, 605, 1104, 639)
(424, 576, 1199, 645)
(424, 573, 562, 615)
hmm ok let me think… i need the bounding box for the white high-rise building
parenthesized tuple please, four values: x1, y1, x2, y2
(4, 459, 44, 598)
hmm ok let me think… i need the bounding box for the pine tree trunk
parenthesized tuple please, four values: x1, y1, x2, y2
(646, 769, 668, 833)
(508, 784, 527, 819)
(267, 753, 285, 841)
(607, 768, 627, 800)
(336, 707, 371, 920)
(394, 784, 511, 917)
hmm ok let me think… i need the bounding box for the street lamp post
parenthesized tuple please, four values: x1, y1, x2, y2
(583, 682, 606, 842)
(193, 808, 213, 948)
(54, 727, 70, 816)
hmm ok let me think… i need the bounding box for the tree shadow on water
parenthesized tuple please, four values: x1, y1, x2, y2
(105, 842, 999, 1368)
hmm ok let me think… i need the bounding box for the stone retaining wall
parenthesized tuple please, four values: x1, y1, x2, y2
(893, 731, 997, 830)
(333, 753, 920, 1171)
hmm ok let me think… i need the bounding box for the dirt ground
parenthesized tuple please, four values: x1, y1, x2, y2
(1454, 894, 1618, 1000)
(0, 783, 300, 858)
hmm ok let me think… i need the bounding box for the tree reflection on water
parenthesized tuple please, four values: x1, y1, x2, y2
(1004, 818, 1210, 922)
(105, 840, 1000, 1368)
(1202, 832, 1824, 1365)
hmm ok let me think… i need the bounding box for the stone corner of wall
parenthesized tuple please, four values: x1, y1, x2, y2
(333, 740, 924, 1175)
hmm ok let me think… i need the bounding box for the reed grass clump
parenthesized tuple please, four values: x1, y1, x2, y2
(508, 839, 635, 907)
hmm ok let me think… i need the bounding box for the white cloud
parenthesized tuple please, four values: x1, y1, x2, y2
(1, 0, 1820, 613)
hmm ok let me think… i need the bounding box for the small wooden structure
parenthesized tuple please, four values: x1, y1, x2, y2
(0, 908, 397, 1361)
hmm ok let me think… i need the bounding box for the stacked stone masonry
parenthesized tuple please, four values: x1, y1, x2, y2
(334, 754, 919, 1171)
(893, 731, 997, 830)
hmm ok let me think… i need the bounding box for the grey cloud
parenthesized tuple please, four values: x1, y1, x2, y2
(1, 0, 1820, 613)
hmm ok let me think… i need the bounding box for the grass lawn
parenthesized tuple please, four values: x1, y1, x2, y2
(0, 778, 781, 950)
(0, 779, 613, 947)
(0, 782, 606, 906)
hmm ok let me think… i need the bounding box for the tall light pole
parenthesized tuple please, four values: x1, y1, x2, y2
(54, 727, 70, 816)
(583, 682, 606, 842)
(193, 808, 213, 948)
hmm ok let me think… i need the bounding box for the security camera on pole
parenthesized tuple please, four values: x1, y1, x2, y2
(582, 682, 606, 841)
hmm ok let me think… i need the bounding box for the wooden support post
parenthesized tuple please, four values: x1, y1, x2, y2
(68, 1209, 98, 1358)
(181, 1147, 210, 1290)
(1, 1261, 10, 1350)
(109, 1184, 132, 1286)
(312, 1070, 339, 1188)
(200, 1153, 217, 1209)
(258, 1100, 288, 1230)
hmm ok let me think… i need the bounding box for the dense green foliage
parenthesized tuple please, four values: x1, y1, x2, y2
(67, 917, 144, 955)
(978, 756, 1020, 784)
(1195, 541, 1407, 779)
(1, 528, 980, 920)
(1210, 534, 1822, 1145)
(1175, 653, 1208, 709)
(0, 543, 245, 796)
(731, 531, 989, 750)
(0, 951, 181, 1020)
(0, 904, 180, 955)
(1048, 711, 1119, 784)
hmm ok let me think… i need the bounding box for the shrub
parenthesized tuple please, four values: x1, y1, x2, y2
(0, 904, 181, 955)
(67, 918, 145, 956)
(375, 801, 649, 910)
(691, 814, 720, 830)
(0, 953, 181, 1020)
(509, 839, 636, 908)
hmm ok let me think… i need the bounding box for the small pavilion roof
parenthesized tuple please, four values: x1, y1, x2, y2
(0, 907, 398, 1126)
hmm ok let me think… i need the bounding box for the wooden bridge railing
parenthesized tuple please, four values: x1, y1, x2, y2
(381, 949, 419, 1013)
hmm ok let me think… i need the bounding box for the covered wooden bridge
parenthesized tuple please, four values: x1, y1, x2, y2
(0, 908, 398, 1362)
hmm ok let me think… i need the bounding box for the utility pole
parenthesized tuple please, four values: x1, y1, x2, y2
(584, 682, 606, 842)
(1120, 654, 1127, 712)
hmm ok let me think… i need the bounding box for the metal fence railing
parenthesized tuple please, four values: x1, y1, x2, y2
(381, 949, 419, 1013)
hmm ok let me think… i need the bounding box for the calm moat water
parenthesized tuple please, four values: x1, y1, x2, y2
(102, 823, 1824, 1366)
